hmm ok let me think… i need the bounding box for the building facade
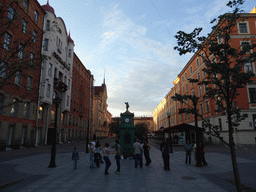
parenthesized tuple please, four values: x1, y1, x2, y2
(69, 53, 94, 142)
(39, 1, 74, 145)
(153, 8, 256, 145)
(0, 0, 45, 148)
(93, 82, 108, 139)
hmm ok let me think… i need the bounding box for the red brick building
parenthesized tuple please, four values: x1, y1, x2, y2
(153, 8, 256, 145)
(0, 0, 45, 148)
(69, 53, 94, 141)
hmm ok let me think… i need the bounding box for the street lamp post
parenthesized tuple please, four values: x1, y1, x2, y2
(167, 112, 173, 153)
(48, 93, 62, 168)
(191, 96, 202, 167)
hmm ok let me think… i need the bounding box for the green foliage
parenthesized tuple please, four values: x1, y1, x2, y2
(109, 121, 120, 136)
(135, 123, 149, 139)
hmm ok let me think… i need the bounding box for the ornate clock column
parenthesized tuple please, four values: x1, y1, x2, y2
(119, 102, 135, 159)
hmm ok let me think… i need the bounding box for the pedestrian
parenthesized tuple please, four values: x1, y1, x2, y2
(95, 141, 103, 167)
(162, 141, 170, 170)
(133, 139, 143, 168)
(199, 142, 207, 166)
(140, 139, 144, 167)
(103, 143, 112, 175)
(184, 140, 193, 165)
(143, 140, 151, 165)
(72, 147, 79, 170)
(114, 140, 121, 173)
(89, 142, 96, 168)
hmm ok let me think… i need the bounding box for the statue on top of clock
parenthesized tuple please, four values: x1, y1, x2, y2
(125, 102, 129, 112)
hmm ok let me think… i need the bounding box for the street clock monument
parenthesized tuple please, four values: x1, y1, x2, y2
(119, 102, 135, 158)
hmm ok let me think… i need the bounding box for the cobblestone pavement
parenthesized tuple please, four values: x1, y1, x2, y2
(1, 141, 256, 192)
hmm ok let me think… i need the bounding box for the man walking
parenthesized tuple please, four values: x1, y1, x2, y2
(185, 140, 193, 165)
(133, 139, 143, 168)
(114, 140, 121, 173)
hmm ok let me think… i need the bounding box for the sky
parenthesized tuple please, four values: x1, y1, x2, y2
(38, 0, 255, 117)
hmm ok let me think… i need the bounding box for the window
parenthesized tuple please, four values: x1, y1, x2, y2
(68, 49, 71, 57)
(51, 110, 55, 121)
(10, 98, 18, 117)
(185, 73, 187, 80)
(200, 103, 203, 115)
(23, 0, 28, 10)
(27, 76, 32, 90)
(182, 76, 184, 83)
(197, 72, 201, 80)
(182, 87, 184, 94)
(46, 84, 51, 97)
(203, 67, 206, 77)
(191, 89, 194, 96)
(198, 85, 202, 97)
(196, 58, 199, 67)
(23, 102, 29, 118)
(32, 31, 37, 43)
(48, 63, 52, 76)
(4, 33, 12, 50)
(241, 41, 251, 53)
(245, 62, 254, 73)
(0, 62, 6, 78)
(22, 19, 27, 33)
(218, 118, 222, 131)
(201, 53, 205, 63)
(34, 11, 38, 22)
(15, 72, 21, 86)
(30, 53, 34, 65)
(186, 84, 188, 91)
(68, 79, 70, 88)
(190, 66, 193, 74)
(44, 39, 49, 51)
(249, 88, 256, 103)
(218, 33, 223, 44)
(206, 101, 210, 113)
(238, 23, 248, 34)
(46, 20, 50, 31)
(67, 96, 69, 106)
(38, 106, 43, 120)
(18, 44, 23, 59)
(8, 6, 14, 20)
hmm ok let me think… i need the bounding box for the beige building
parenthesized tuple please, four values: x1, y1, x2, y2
(92, 82, 108, 139)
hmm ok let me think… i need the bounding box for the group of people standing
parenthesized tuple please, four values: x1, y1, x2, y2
(71, 138, 207, 175)
(133, 139, 152, 168)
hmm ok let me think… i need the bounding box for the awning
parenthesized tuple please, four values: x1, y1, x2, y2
(163, 123, 205, 133)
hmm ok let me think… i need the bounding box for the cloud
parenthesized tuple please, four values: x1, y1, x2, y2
(82, 4, 185, 116)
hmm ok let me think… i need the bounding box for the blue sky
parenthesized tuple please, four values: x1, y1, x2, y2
(38, 0, 255, 117)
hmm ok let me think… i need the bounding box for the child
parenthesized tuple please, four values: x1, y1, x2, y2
(72, 147, 79, 170)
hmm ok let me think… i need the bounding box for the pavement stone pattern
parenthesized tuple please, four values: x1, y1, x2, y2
(1, 144, 256, 192)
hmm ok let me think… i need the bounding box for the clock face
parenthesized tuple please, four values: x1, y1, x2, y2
(125, 118, 130, 123)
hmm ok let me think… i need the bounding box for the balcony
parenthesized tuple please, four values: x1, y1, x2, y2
(54, 78, 68, 92)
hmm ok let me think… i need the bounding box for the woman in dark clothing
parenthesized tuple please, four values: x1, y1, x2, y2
(143, 140, 151, 165)
(94, 141, 103, 167)
(199, 142, 207, 166)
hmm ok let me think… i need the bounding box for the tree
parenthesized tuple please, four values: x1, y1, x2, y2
(109, 121, 120, 137)
(135, 123, 149, 139)
(173, 1, 256, 191)
(0, 1, 44, 109)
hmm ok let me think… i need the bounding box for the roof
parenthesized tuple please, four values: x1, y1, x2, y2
(94, 83, 106, 96)
(42, 0, 55, 14)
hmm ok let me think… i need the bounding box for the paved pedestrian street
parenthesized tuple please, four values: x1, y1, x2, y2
(1, 145, 256, 192)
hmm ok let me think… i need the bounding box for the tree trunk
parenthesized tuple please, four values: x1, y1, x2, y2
(228, 111, 242, 192)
